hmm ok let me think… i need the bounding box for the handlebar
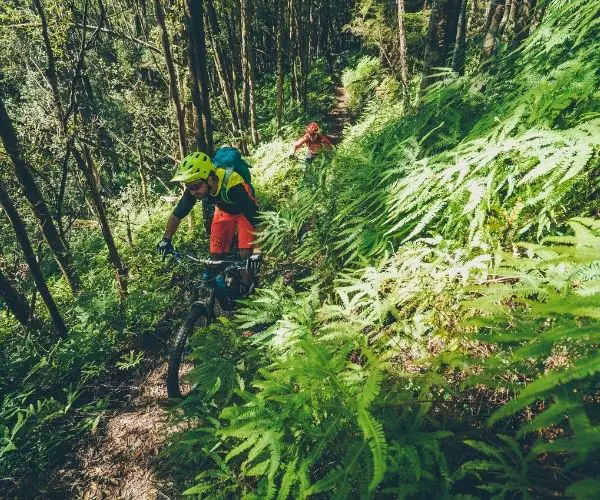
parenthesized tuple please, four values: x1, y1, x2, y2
(172, 251, 262, 269)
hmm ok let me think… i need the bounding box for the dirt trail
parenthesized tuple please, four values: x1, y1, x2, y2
(43, 85, 351, 500)
(327, 86, 350, 144)
(57, 362, 178, 499)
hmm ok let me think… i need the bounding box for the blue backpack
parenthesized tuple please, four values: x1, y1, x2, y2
(212, 147, 252, 182)
(212, 147, 255, 202)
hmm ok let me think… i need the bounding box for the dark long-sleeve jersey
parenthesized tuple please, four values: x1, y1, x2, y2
(172, 169, 258, 227)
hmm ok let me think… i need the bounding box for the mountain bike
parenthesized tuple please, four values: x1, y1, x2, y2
(167, 251, 263, 398)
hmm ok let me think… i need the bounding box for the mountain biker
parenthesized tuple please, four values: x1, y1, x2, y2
(156, 151, 258, 266)
(289, 122, 333, 165)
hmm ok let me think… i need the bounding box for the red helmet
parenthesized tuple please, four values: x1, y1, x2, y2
(306, 122, 320, 134)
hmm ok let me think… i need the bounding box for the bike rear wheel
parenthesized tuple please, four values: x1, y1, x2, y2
(167, 302, 208, 398)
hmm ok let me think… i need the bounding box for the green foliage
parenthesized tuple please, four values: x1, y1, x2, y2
(0, 202, 179, 489)
(165, 279, 460, 498)
(453, 217, 600, 495)
(3, 0, 600, 496)
(245, 58, 337, 144)
(456, 435, 536, 499)
(342, 56, 389, 117)
(169, 2, 600, 498)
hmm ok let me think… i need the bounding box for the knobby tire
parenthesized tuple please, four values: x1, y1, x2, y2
(167, 303, 207, 398)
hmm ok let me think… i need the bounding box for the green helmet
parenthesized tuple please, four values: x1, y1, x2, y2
(171, 152, 213, 184)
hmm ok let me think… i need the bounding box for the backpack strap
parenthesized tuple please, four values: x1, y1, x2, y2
(220, 166, 234, 203)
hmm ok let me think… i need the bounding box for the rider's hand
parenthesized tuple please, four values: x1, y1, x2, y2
(288, 154, 296, 160)
(156, 237, 174, 258)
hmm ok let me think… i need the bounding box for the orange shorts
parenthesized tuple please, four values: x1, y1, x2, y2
(209, 207, 254, 253)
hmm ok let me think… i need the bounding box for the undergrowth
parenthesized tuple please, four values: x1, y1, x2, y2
(164, 1, 600, 498)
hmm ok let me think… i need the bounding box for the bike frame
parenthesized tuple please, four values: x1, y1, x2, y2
(174, 252, 263, 320)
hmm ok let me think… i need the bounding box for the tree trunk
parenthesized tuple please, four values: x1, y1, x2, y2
(482, 0, 500, 37)
(185, 16, 208, 152)
(441, 0, 462, 64)
(451, 0, 469, 74)
(519, 0, 537, 38)
(32, 0, 65, 133)
(276, 0, 285, 132)
(71, 144, 128, 299)
(137, 143, 149, 208)
(185, 0, 214, 155)
(0, 179, 67, 337)
(206, 0, 241, 132)
(529, 1, 545, 32)
(298, 4, 310, 109)
(420, 0, 442, 94)
(0, 267, 34, 328)
(56, 141, 72, 243)
(497, 0, 512, 38)
(240, 0, 250, 129)
(483, 0, 505, 56)
(242, 0, 259, 145)
(154, 0, 187, 158)
(0, 96, 80, 293)
(397, 0, 410, 102)
(508, 0, 526, 50)
(508, 0, 520, 31)
(288, 0, 299, 102)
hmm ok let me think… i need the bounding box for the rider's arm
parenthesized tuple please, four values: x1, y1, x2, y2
(227, 184, 258, 228)
(290, 135, 308, 155)
(163, 189, 197, 238)
(320, 134, 334, 149)
(163, 214, 181, 239)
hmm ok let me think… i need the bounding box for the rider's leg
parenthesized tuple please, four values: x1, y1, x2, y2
(209, 208, 234, 259)
(237, 215, 255, 287)
(209, 210, 236, 308)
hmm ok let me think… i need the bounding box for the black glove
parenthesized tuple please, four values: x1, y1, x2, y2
(156, 237, 174, 258)
(288, 154, 296, 160)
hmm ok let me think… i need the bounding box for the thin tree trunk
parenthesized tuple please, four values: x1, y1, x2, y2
(292, 5, 301, 103)
(71, 144, 128, 299)
(451, 0, 469, 74)
(206, 0, 241, 133)
(288, 0, 299, 102)
(0, 179, 67, 337)
(442, 0, 462, 64)
(185, 17, 208, 152)
(0, 267, 34, 328)
(240, 0, 250, 129)
(241, 0, 259, 144)
(482, 0, 499, 36)
(397, 0, 410, 102)
(497, 0, 512, 38)
(508, 0, 524, 50)
(508, 0, 519, 31)
(420, 0, 442, 95)
(137, 143, 149, 208)
(483, 0, 505, 56)
(0, 97, 80, 293)
(153, 0, 187, 158)
(276, 0, 285, 132)
(529, 1, 545, 32)
(519, 0, 537, 38)
(298, 4, 310, 109)
(56, 140, 72, 243)
(32, 0, 65, 133)
(222, 9, 245, 147)
(185, 0, 214, 155)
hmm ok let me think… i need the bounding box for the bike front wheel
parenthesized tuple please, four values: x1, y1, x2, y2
(167, 302, 208, 398)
